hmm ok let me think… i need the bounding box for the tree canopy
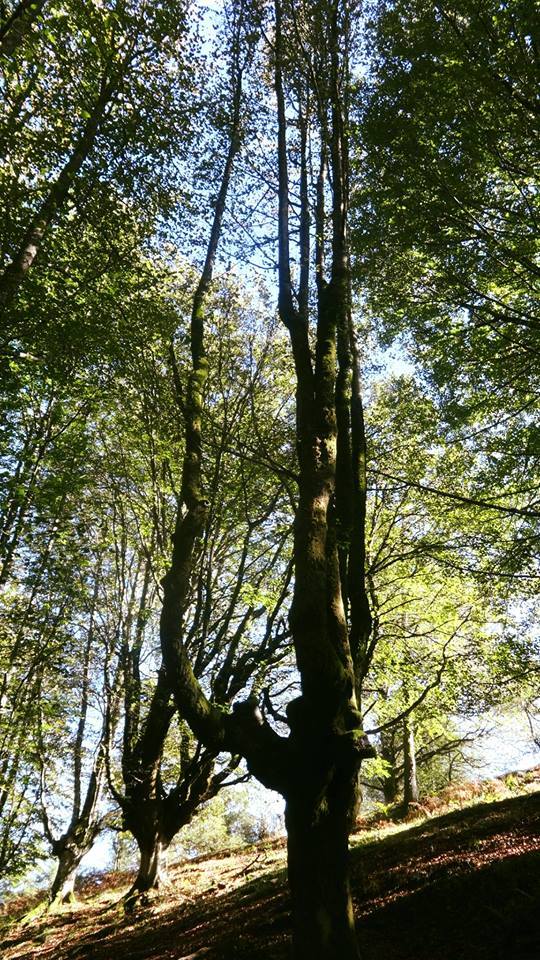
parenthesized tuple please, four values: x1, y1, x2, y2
(1, 1, 539, 957)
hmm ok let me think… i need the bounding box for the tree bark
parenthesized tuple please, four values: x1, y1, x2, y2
(285, 756, 361, 960)
(49, 842, 83, 905)
(128, 834, 167, 897)
(402, 715, 419, 807)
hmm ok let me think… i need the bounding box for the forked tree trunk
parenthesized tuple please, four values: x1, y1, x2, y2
(158, 5, 375, 960)
(45, 736, 108, 907)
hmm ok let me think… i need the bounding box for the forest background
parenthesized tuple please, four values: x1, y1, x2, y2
(0, 0, 539, 956)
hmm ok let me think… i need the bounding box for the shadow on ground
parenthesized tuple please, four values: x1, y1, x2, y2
(3, 790, 540, 960)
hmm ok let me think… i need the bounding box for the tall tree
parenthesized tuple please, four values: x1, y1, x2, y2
(158, 3, 375, 957)
(106, 319, 292, 901)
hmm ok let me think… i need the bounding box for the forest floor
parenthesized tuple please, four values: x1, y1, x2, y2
(2, 767, 540, 960)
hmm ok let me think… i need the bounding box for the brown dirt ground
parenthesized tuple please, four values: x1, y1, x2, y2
(2, 787, 540, 960)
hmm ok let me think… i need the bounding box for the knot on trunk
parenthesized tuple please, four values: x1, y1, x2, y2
(232, 695, 263, 727)
(179, 499, 209, 540)
(336, 706, 376, 760)
(336, 728, 376, 761)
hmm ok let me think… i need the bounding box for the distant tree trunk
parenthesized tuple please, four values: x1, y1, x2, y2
(0, 399, 58, 590)
(46, 779, 104, 906)
(41, 678, 114, 908)
(49, 839, 84, 905)
(383, 769, 399, 805)
(380, 730, 399, 804)
(402, 715, 419, 808)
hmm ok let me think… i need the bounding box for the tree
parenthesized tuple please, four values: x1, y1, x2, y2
(2, 0, 537, 953)
(36, 560, 119, 905)
(1, 0, 295, 904)
(357, 0, 539, 370)
(104, 301, 293, 901)
(352, 2, 540, 775)
(158, 2, 376, 957)
(0, 0, 46, 57)
(358, 373, 519, 811)
(0, 345, 99, 891)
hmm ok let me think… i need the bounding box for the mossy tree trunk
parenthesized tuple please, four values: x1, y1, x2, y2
(271, 1, 374, 953)
(285, 743, 363, 960)
(119, 660, 233, 904)
(126, 822, 168, 899)
(119, 665, 175, 902)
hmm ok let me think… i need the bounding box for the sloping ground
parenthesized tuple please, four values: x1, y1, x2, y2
(2, 784, 540, 960)
(354, 790, 540, 960)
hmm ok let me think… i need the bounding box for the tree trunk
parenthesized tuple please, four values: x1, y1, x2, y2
(127, 834, 167, 901)
(402, 715, 419, 808)
(380, 729, 398, 804)
(0, 73, 116, 311)
(49, 844, 82, 905)
(382, 770, 399, 805)
(285, 758, 361, 960)
(45, 747, 106, 906)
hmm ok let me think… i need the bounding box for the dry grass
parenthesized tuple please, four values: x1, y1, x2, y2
(356, 764, 540, 832)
